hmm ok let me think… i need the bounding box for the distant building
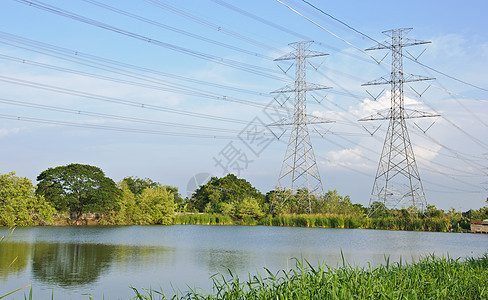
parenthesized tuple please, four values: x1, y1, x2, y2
(471, 219, 488, 234)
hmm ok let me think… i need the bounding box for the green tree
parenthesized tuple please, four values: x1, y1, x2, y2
(137, 186, 175, 225)
(368, 201, 389, 217)
(0, 172, 55, 226)
(36, 164, 120, 217)
(121, 176, 158, 196)
(107, 180, 175, 225)
(191, 174, 263, 213)
(104, 180, 139, 225)
(235, 197, 263, 220)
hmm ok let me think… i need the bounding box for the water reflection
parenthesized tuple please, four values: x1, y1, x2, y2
(32, 243, 114, 287)
(0, 226, 486, 300)
(0, 242, 31, 280)
(197, 249, 251, 273)
(31, 242, 176, 287)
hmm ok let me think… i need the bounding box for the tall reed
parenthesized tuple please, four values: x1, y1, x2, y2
(132, 254, 488, 299)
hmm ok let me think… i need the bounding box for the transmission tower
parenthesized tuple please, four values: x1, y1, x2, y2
(360, 28, 437, 212)
(271, 41, 332, 212)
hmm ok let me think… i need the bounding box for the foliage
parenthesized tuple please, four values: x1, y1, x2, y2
(36, 164, 121, 216)
(174, 213, 233, 225)
(267, 189, 360, 216)
(465, 201, 488, 221)
(190, 174, 264, 215)
(235, 197, 264, 220)
(0, 172, 54, 226)
(137, 186, 175, 225)
(121, 176, 158, 196)
(133, 254, 488, 300)
(105, 180, 175, 225)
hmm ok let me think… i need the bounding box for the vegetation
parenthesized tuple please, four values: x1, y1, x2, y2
(190, 174, 264, 219)
(131, 254, 488, 299)
(0, 168, 486, 231)
(0, 172, 54, 226)
(36, 164, 121, 218)
(103, 178, 175, 225)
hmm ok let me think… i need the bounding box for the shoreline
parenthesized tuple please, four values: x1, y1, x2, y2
(3, 212, 476, 234)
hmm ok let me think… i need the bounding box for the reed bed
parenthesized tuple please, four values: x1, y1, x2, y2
(132, 254, 488, 299)
(173, 213, 233, 225)
(174, 213, 461, 232)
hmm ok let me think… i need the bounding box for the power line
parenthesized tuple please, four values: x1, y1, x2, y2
(144, 0, 278, 52)
(0, 32, 274, 97)
(300, 0, 488, 93)
(0, 52, 271, 109)
(0, 97, 246, 135)
(0, 113, 235, 139)
(81, 0, 274, 60)
(13, 0, 286, 81)
(0, 74, 266, 126)
(210, 0, 377, 65)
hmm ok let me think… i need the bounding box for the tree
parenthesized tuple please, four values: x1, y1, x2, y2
(190, 174, 263, 213)
(106, 180, 175, 225)
(137, 186, 175, 225)
(36, 164, 120, 217)
(235, 197, 263, 220)
(121, 176, 158, 196)
(369, 201, 389, 217)
(0, 172, 54, 226)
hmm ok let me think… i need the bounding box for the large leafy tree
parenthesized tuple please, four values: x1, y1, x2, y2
(36, 164, 120, 216)
(191, 174, 263, 213)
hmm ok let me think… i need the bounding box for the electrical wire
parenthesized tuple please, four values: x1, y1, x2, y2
(0, 52, 272, 109)
(0, 74, 267, 126)
(13, 0, 286, 81)
(81, 0, 274, 60)
(0, 113, 236, 139)
(0, 97, 246, 134)
(300, 0, 488, 93)
(0, 32, 275, 97)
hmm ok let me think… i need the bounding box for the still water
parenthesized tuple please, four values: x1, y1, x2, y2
(1, 225, 487, 299)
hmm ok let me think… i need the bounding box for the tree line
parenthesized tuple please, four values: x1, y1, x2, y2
(0, 163, 487, 230)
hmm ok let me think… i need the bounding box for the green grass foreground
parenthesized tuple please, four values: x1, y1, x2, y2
(131, 254, 488, 300)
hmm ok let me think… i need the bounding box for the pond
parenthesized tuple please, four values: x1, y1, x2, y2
(1, 225, 487, 299)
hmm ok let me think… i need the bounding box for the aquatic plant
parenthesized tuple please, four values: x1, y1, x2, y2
(131, 253, 488, 299)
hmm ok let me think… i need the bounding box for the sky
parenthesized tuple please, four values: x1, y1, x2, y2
(0, 0, 487, 211)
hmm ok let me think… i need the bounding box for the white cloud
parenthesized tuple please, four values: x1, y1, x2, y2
(0, 127, 20, 138)
(325, 148, 372, 170)
(428, 34, 467, 58)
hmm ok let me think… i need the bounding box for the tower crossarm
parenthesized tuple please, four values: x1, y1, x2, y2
(403, 109, 440, 119)
(362, 74, 434, 86)
(274, 41, 328, 61)
(271, 83, 331, 94)
(358, 108, 439, 122)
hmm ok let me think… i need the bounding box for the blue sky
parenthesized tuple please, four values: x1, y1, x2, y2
(0, 0, 487, 211)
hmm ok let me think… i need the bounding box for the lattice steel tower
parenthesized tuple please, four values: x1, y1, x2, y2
(271, 41, 331, 211)
(360, 28, 437, 212)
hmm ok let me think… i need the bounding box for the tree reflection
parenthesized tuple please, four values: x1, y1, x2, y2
(0, 242, 31, 280)
(32, 242, 114, 287)
(31, 242, 175, 287)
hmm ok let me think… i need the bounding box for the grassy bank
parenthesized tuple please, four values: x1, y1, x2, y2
(174, 213, 470, 232)
(132, 254, 488, 299)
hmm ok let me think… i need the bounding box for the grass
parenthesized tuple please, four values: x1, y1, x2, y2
(174, 213, 469, 232)
(131, 253, 488, 299)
